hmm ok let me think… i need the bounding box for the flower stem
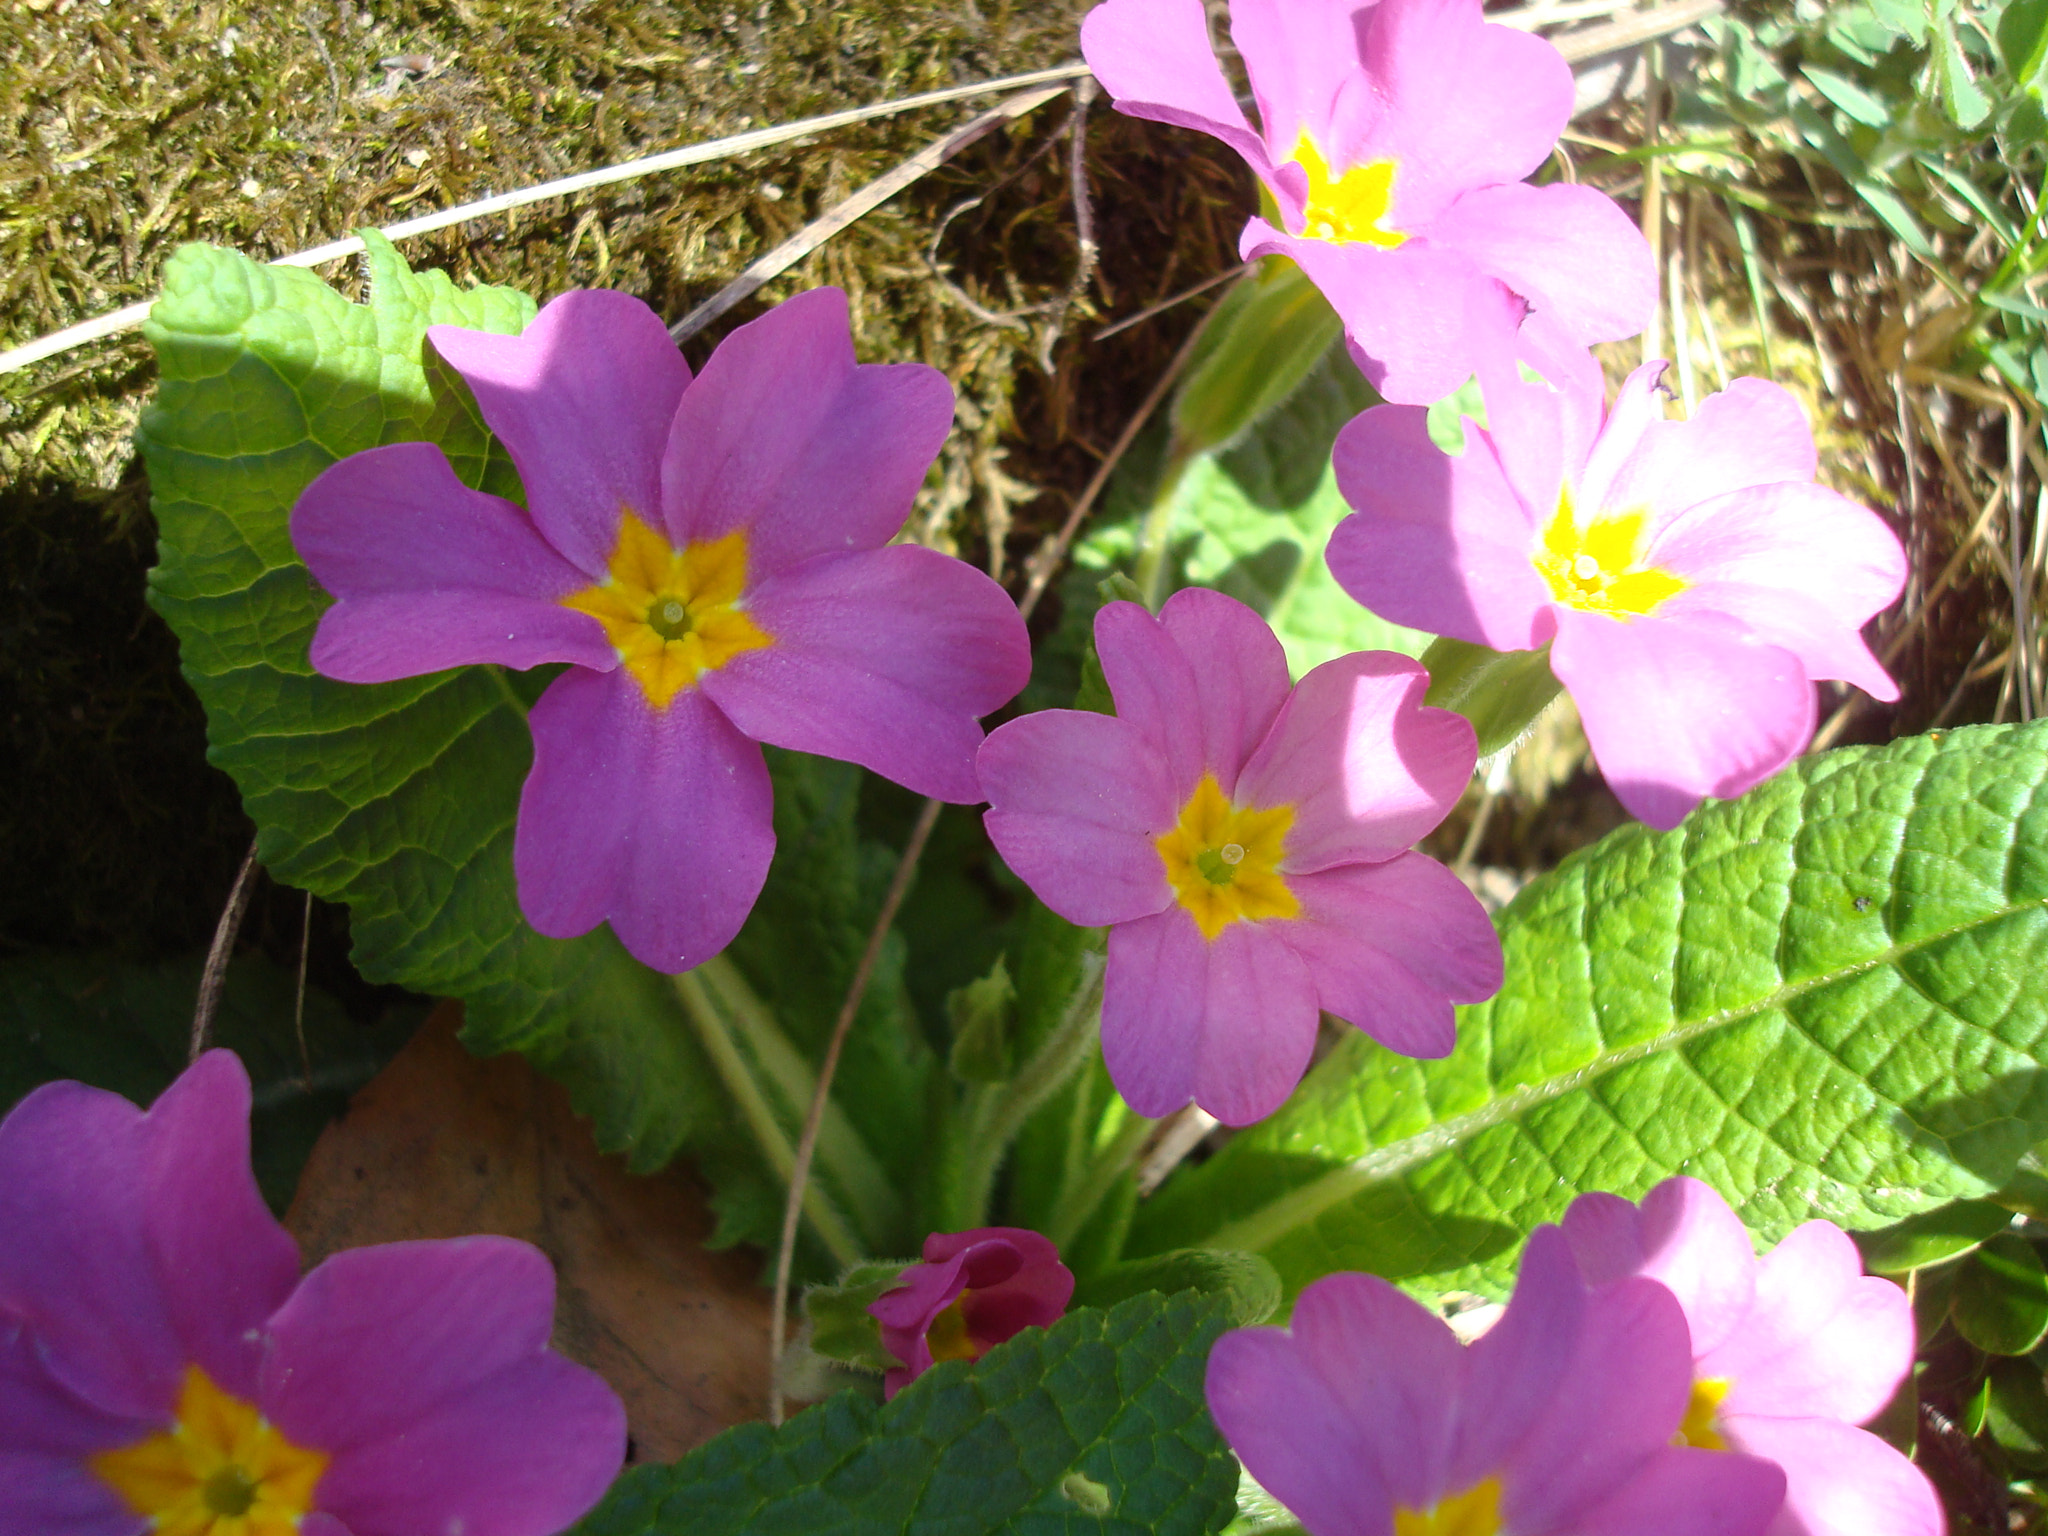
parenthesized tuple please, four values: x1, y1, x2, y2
(767, 795, 943, 1425)
(670, 968, 865, 1270)
(953, 950, 1107, 1231)
(1044, 1104, 1155, 1251)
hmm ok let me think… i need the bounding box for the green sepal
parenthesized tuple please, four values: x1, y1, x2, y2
(1074, 1247, 1283, 1327)
(1421, 636, 1565, 756)
(947, 957, 1018, 1085)
(1073, 574, 1144, 716)
(803, 1260, 915, 1374)
(1170, 258, 1342, 463)
(1856, 1199, 2013, 1275)
(1955, 1233, 2048, 1356)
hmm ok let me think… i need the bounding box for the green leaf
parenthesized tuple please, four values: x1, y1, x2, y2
(1936, 24, 1994, 126)
(138, 241, 927, 1268)
(2000, 0, 2048, 92)
(1132, 721, 2048, 1301)
(1075, 1248, 1283, 1326)
(569, 1291, 1240, 1536)
(1170, 260, 1344, 462)
(1988, 1356, 2048, 1469)
(1956, 1233, 2048, 1355)
(1803, 64, 1897, 127)
(0, 949, 414, 1212)
(1856, 1199, 2013, 1274)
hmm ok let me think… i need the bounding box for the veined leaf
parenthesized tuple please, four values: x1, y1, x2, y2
(138, 241, 926, 1270)
(1133, 722, 2048, 1301)
(569, 1291, 1239, 1536)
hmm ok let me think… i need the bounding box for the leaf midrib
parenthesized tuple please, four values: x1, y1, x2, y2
(1203, 891, 2048, 1254)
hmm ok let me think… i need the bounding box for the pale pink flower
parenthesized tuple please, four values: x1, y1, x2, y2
(1080, 0, 1655, 404)
(1564, 1177, 1942, 1536)
(1329, 358, 1907, 828)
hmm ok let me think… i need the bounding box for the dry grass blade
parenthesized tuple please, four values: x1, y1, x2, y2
(672, 83, 1071, 343)
(0, 64, 1092, 376)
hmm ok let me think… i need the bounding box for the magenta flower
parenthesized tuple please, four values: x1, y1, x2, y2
(1206, 1227, 1787, 1536)
(867, 1228, 1074, 1399)
(977, 588, 1500, 1126)
(1563, 1178, 1941, 1536)
(0, 1051, 624, 1536)
(1078, 0, 1655, 404)
(293, 286, 1031, 972)
(1328, 359, 1908, 829)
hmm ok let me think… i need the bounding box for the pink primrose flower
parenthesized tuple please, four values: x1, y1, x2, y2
(1205, 1227, 1788, 1536)
(866, 1227, 1075, 1399)
(293, 286, 1031, 973)
(1563, 1177, 1941, 1536)
(976, 588, 1501, 1127)
(1328, 356, 1907, 829)
(1078, 0, 1656, 404)
(0, 1051, 625, 1536)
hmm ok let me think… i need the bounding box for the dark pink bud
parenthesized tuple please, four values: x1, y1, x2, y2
(867, 1227, 1074, 1397)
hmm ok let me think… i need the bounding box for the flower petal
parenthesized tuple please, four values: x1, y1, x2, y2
(140, 1052, 301, 1402)
(1448, 1227, 1584, 1489)
(1080, 0, 1282, 188)
(1095, 593, 1288, 800)
(701, 545, 1028, 803)
(1236, 651, 1474, 869)
(1562, 1177, 1759, 1358)
(1723, 1415, 1940, 1536)
(1284, 857, 1501, 1057)
(659, 288, 953, 579)
(1251, 224, 1527, 407)
(0, 1454, 142, 1536)
(1102, 910, 1318, 1125)
(263, 1239, 625, 1536)
(1502, 1272, 1695, 1530)
(1603, 376, 1820, 526)
(1576, 361, 1672, 515)
(0, 1082, 177, 1419)
(1227, 0, 1372, 170)
(514, 667, 774, 972)
(1159, 587, 1295, 782)
(1549, 607, 1814, 831)
(1329, 405, 1553, 651)
(1571, 1445, 1786, 1536)
(1707, 1222, 1914, 1426)
(1423, 182, 1657, 348)
(978, 710, 1177, 928)
(1207, 1269, 1456, 1527)
(1649, 482, 1906, 700)
(870, 1248, 970, 1392)
(295, 441, 616, 682)
(0, 1313, 144, 1456)
(1352, 0, 1573, 226)
(428, 290, 690, 577)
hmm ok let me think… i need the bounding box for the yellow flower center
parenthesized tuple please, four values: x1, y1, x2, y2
(561, 511, 773, 709)
(1293, 134, 1406, 248)
(1532, 487, 1687, 618)
(1394, 1476, 1503, 1536)
(926, 1298, 981, 1365)
(91, 1366, 328, 1536)
(1155, 773, 1299, 942)
(1675, 1375, 1733, 1451)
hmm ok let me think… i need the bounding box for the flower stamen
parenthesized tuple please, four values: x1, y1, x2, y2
(1532, 487, 1686, 618)
(1293, 135, 1406, 249)
(562, 511, 773, 708)
(1156, 774, 1298, 940)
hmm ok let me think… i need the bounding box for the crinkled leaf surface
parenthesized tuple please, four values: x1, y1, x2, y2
(139, 242, 928, 1259)
(570, 1291, 1239, 1536)
(1134, 721, 2048, 1300)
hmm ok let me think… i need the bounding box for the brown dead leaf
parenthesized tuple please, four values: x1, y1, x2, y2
(286, 1002, 769, 1462)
